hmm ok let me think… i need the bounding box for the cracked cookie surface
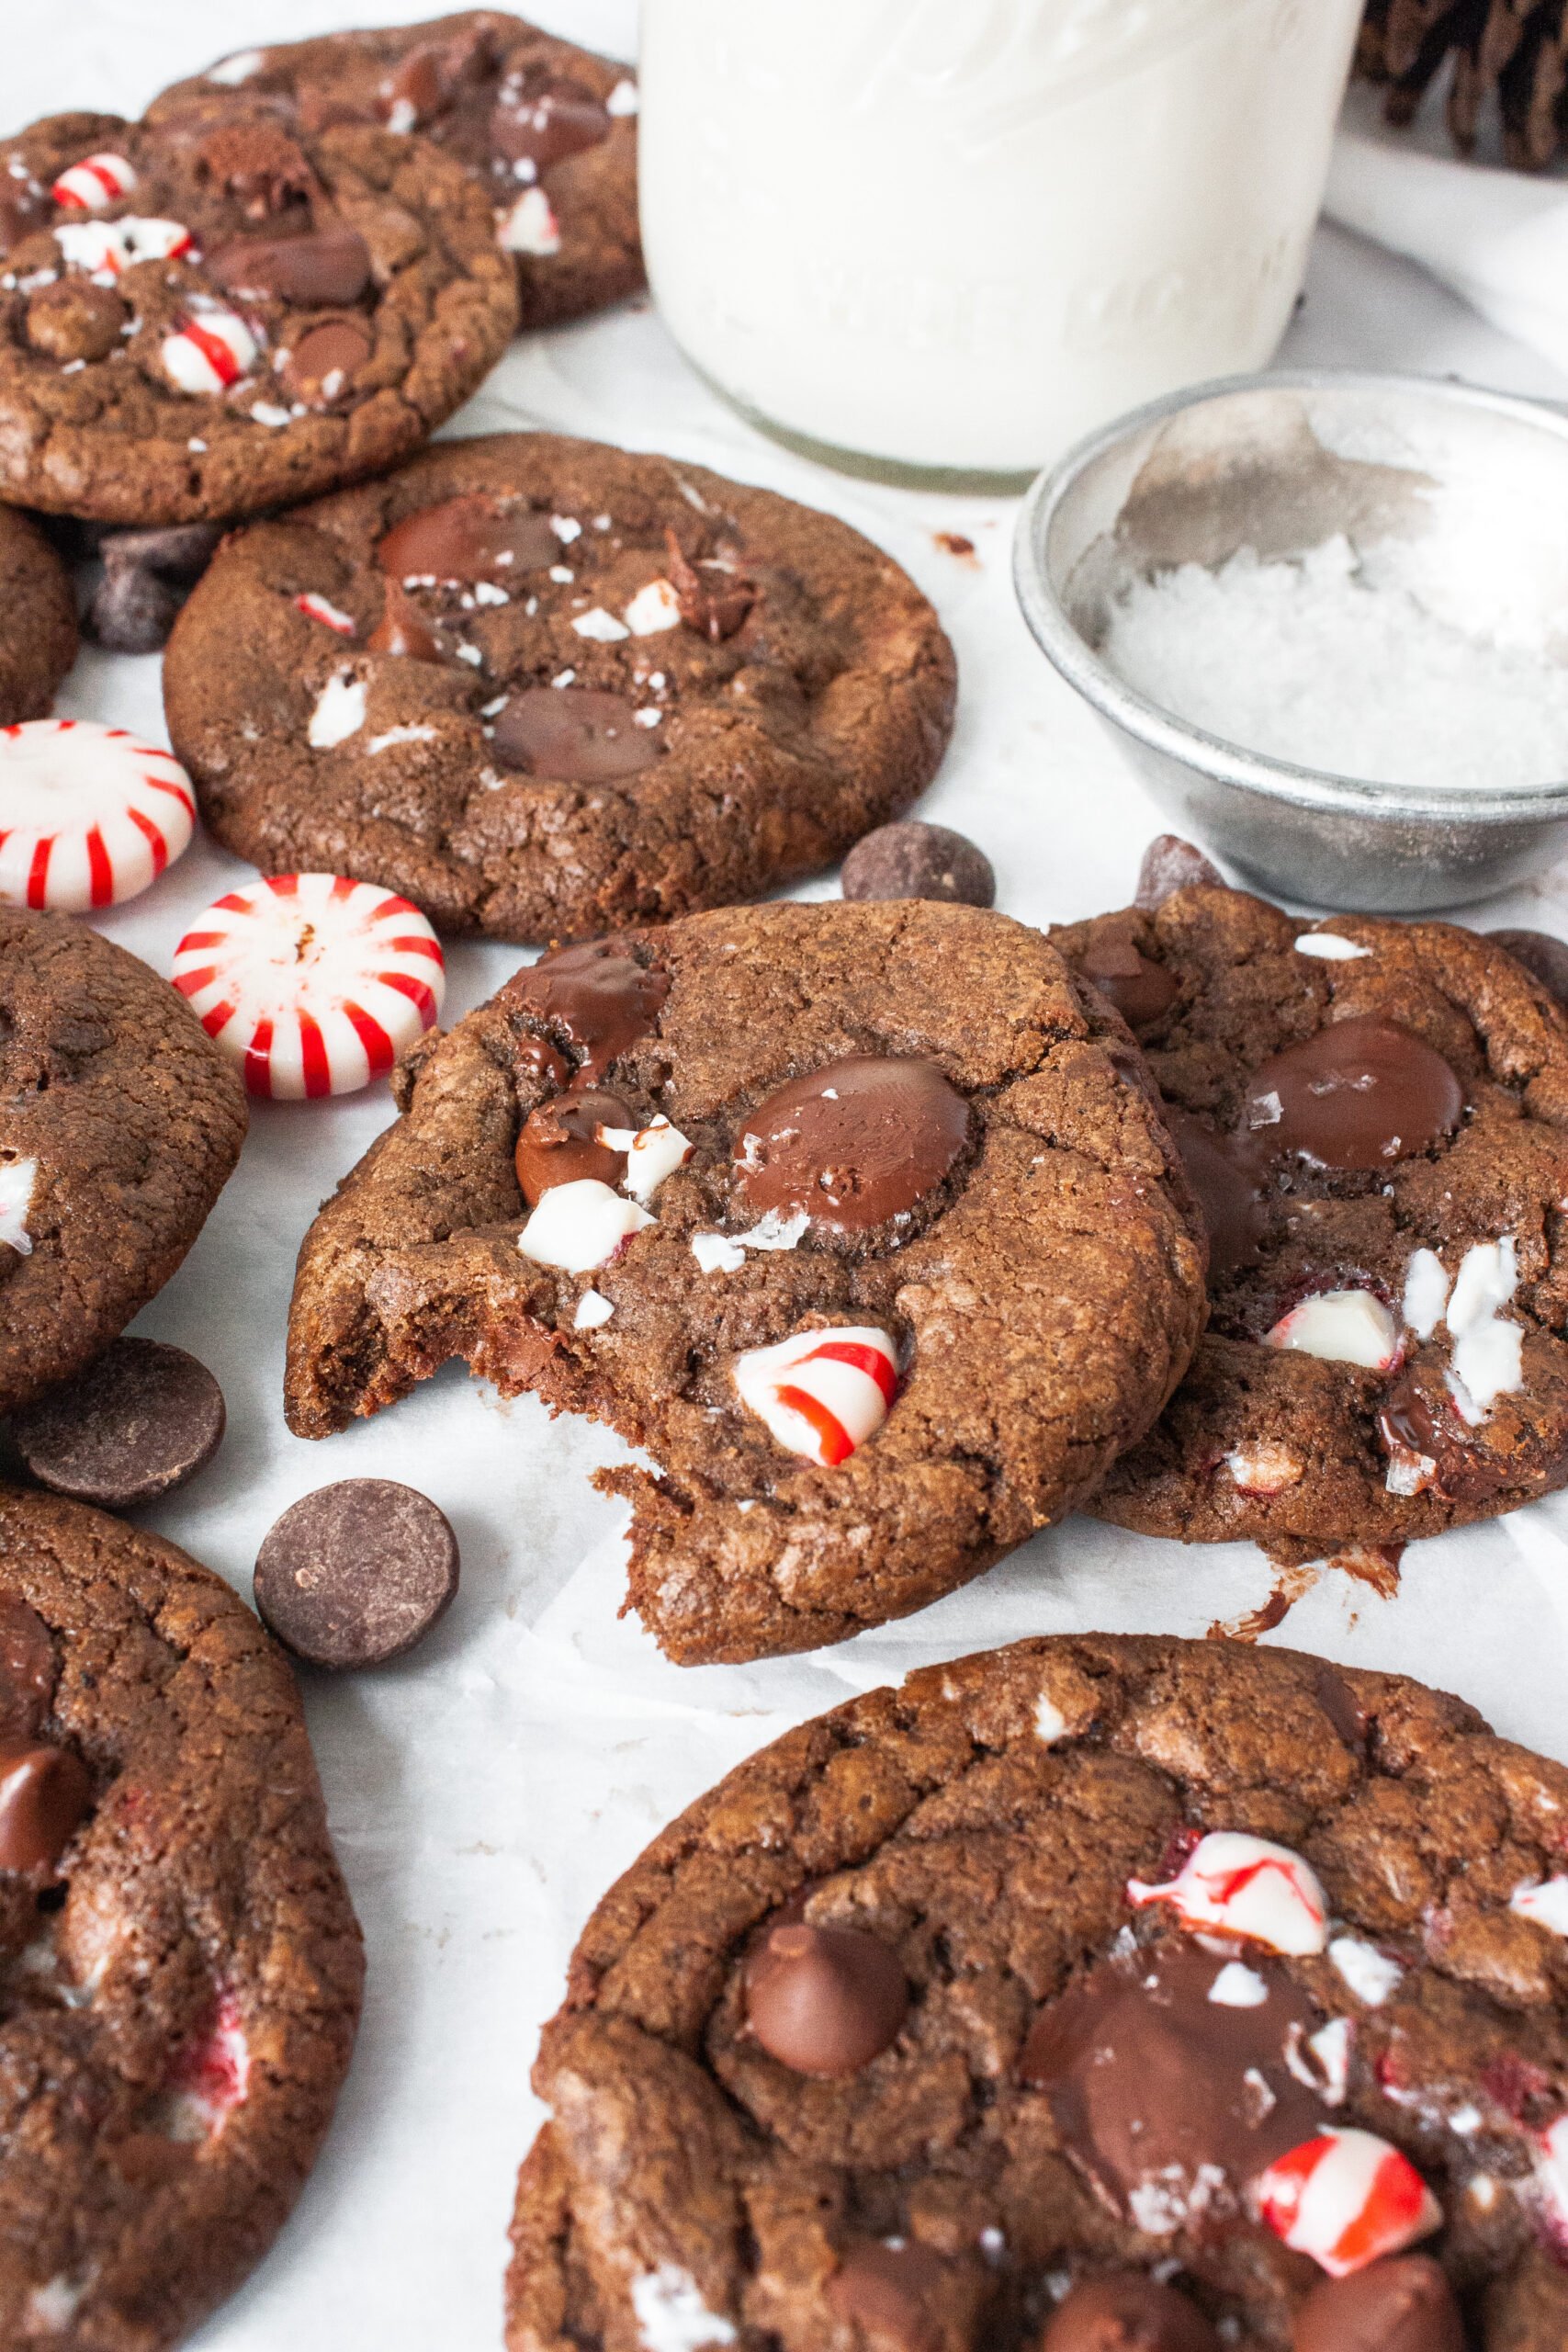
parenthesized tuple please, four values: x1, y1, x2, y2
(283, 899, 1205, 1662)
(506, 1634, 1568, 2351)
(162, 432, 958, 941)
(0, 908, 246, 1414)
(149, 8, 641, 331)
(1049, 885, 1568, 1559)
(0, 1486, 362, 2351)
(0, 109, 516, 524)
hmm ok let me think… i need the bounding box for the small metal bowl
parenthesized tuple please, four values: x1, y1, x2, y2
(1013, 369, 1568, 912)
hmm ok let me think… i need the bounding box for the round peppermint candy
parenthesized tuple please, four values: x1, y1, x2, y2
(172, 874, 445, 1100)
(0, 719, 196, 910)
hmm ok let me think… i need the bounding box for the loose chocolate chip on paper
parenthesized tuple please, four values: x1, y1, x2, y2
(254, 1478, 458, 1668)
(11, 1338, 226, 1508)
(841, 820, 995, 909)
(1135, 832, 1224, 910)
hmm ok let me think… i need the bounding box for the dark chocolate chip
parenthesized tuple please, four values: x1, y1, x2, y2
(280, 318, 372, 408)
(88, 564, 184, 655)
(367, 579, 441, 662)
(1291, 2256, 1463, 2352)
(101, 523, 224, 582)
(1243, 1017, 1463, 1172)
(0, 1596, 55, 1747)
(207, 227, 371, 305)
(735, 1055, 969, 1235)
(1078, 919, 1180, 1027)
(11, 1339, 225, 1509)
(1042, 2276, 1221, 2352)
(377, 493, 559, 585)
(745, 1917, 909, 2075)
(515, 1088, 631, 1206)
(1135, 834, 1224, 912)
(1164, 1108, 1268, 1283)
(511, 942, 669, 1085)
(254, 1479, 458, 1669)
(491, 78, 612, 172)
(492, 689, 662, 784)
(1489, 928, 1568, 1010)
(825, 2240, 946, 2352)
(0, 1743, 91, 1875)
(841, 821, 995, 910)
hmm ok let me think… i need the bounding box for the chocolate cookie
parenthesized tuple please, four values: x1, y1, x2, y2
(0, 108, 516, 525)
(0, 505, 76, 721)
(162, 433, 958, 939)
(0, 1485, 362, 2349)
(283, 900, 1206, 1662)
(149, 10, 641, 331)
(1048, 877, 1568, 1559)
(506, 1634, 1568, 2351)
(0, 909, 246, 1413)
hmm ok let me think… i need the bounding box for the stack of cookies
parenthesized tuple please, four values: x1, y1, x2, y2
(3, 12, 1568, 2352)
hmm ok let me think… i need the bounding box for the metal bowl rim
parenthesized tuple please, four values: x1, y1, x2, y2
(1011, 367, 1568, 827)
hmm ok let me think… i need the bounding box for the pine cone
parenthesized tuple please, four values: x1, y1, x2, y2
(1356, 0, 1568, 168)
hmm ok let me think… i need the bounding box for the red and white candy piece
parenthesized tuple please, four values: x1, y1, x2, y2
(497, 187, 560, 254)
(733, 1326, 898, 1467)
(172, 874, 445, 1100)
(1128, 1830, 1328, 1956)
(0, 720, 194, 911)
(1265, 1289, 1400, 1370)
(162, 309, 256, 395)
(51, 153, 139, 210)
(152, 1993, 251, 2143)
(55, 216, 191, 277)
(295, 592, 355, 637)
(1256, 2128, 1441, 2278)
(517, 1178, 655, 1272)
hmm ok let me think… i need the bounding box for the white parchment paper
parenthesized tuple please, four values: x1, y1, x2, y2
(8, 9, 1568, 2345)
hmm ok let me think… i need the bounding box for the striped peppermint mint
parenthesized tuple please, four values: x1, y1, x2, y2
(173, 873, 445, 1100)
(0, 719, 195, 910)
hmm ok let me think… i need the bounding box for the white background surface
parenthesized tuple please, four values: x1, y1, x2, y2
(11, 8, 1568, 2346)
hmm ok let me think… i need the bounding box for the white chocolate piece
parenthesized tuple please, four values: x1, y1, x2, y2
(1128, 1830, 1328, 1956)
(691, 1233, 745, 1274)
(732, 1326, 897, 1467)
(1295, 934, 1371, 960)
(606, 79, 639, 116)
(598, 1116, 694, 1204)
(1207, 1962, 1268, 2007)
(1510, 1876, 1568, 1937)
(1034, 1694, 1066, 1744)
(518, 1180, 655, 1273)
(628, 2266, 736, 2352)
(309, 674, 367, 749)
(1402, 1248, 1450, 1340)
(1264, 1289, 1399, 1370)
(498, 188, 561, 254)
(1444, 1238, 1523, 1418)
(0, 720, 195, 911)
(624, 579, 682, 636)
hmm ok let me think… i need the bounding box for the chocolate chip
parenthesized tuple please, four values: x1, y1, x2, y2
(825, 2240, 946, 2352)
(26, 277, 125, 364)
(0, 1597, 55, 1747)
(102, 523, 224, 581)
(511, 942, 670, 1085)
(0, 1744, 91, 1875)
(280, 318, 372, 408)
(1243, 1018, 1463, 1173)
(515, 1088, 630, 1206)
(1135, 834, 1224, 911)
(745, 1917, 908, 2075)
(491, 77, 612, 172)
(841, 821, 995, 910)
(11, 1340, 225, 1509)
(88, 563, 184, 655)
(1078, 919, 1180, 1028)
(660, 528, 754, 641)
(368, 580, 441, 661)
(1292, 2256, 1463, 2352)
(254, 1479, 458, 1669)
(1042, 2276, 1221, 2352)
(1489, 928, 1568, 1009)
(207, 227, 371, 305)
(492, 689, 662, 784)
(377, 493, 559, 585)
(735, 1056, 969, 1235)
(1164, 1108, 1268, 1283)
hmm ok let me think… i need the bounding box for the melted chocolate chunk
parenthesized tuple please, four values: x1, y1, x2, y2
(1020, 1940, 1325, 2226)
(0, 1596, 54, 1747)
(735, 1056, 969, 1236)
(515, 1036, 570, 1091)
(1165, 1109, 1268, 1283)
(0, 1744, 91, 1874)
(1043, 2276, 1221, 2352)
(1379, 1371, 1442, 1461)
(280, 318, 372, 408)
(368, 579, 440, 662)
(825, 2239, 946, 2352)
(492, 689, 661, 785)
(491, 78, 612, 172)
(1292, 2256, 1463, 2352)
(1243, 1017, 1463, 1173)
(514, 1088, 631, 1207)
(1079, 922, 1180, 1028)
(1311, 1661, 1367, 1754)
(377, 494, 560, 586)
(1136, 835, 1224, 913)
(512, 942, 669, 1085)
(661, 528, 754, 642)
(1378, 1370, 1513, 1503)
(745, 1919, 909, 2075)
(207, 227, 371, 304)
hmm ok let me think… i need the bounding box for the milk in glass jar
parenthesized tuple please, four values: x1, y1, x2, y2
(637, 0, 1364, 488)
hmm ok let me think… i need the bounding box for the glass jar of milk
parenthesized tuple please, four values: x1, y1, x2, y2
(637, 0, 1364, 490)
